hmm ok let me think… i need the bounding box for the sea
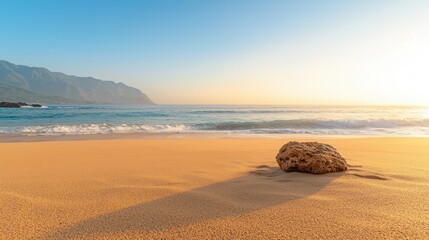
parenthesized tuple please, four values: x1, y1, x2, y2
(1, 105, 429, 136)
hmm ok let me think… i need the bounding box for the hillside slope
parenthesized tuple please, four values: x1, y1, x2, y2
(0, 60, 154, 104)
(0, 83, 86, 104)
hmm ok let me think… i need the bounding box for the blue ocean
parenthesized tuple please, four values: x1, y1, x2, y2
(1, 105, 429, 136)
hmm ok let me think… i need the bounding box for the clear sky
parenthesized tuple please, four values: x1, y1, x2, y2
(1, 0, 429, 105)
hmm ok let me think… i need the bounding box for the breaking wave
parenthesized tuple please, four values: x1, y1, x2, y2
(198, 119, 429, 130)
(20, 105, 48, 109)
(9, 124, 189, 135)
(1, 118, 428, 136)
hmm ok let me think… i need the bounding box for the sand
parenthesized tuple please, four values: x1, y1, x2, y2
(0, 136, 428, 239)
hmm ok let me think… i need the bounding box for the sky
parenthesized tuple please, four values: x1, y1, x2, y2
(1, 0, 429, 105)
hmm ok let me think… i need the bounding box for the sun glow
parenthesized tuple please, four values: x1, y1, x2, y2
(423, 109, 429, 119)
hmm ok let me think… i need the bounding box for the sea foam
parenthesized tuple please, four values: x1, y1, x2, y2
(17, 124, 189, 135)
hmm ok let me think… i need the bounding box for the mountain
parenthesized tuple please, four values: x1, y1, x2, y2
(0, 60, 154, 104)
(0, 83, 86, 104)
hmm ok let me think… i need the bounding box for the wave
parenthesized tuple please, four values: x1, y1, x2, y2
(20, 105, 48, 109)
(112, 112, 169, 117)
(14, 123, 189, 135)
(1, 118, 429, 136)
(197, 119, 429, 130)
(189, 110, 301, 114)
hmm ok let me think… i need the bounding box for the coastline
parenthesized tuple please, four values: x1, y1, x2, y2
(1, 135, 428, 239)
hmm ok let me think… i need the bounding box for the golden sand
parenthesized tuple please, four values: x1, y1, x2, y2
(0, 137, 428, 239)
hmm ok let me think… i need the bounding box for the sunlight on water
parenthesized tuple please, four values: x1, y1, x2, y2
(423, 108, 429, 119)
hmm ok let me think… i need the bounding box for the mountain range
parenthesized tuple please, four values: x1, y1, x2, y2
(0, 60, 154, 104)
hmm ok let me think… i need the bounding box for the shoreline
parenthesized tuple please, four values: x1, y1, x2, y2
(1, 132, 428, 143)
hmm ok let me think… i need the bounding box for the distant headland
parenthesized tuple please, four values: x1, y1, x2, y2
(0, 60, 154, 105)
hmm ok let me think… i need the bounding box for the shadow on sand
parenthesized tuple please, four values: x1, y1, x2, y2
(48, 166, 343, 238)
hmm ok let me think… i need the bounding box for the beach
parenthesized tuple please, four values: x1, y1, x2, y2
(3, 0, 429, 238)
(0, 135, 428, 239)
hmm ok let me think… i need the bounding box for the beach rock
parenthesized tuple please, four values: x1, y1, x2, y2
(0, 101, 28, 108)
(0, 102, 43, 108)
(276, 141, 347, 174)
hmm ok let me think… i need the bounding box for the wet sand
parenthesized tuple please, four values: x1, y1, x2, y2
(0, 136, 428, 239)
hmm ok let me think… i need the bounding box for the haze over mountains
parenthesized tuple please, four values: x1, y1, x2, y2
(0, 60, 154, 104)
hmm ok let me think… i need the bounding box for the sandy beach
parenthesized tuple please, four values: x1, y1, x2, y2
(0, 135, 428, 239)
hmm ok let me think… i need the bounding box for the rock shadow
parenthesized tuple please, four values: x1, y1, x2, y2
(48, 166, 343, 239)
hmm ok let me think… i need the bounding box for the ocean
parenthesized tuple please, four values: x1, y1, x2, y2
(1, 105, 428, 136)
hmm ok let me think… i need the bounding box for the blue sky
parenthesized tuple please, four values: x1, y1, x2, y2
(1, 0, 428, 104)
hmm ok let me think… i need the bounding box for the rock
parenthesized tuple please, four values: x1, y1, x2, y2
(0, 101, 27, 108)
(276, 141, 347, 174)
(0, 102, 42, 108)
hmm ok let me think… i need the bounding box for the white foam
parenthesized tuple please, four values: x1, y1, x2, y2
(20, 105, 48, 109)
(18, 123, 189, 135)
